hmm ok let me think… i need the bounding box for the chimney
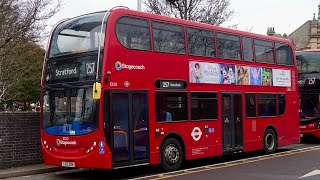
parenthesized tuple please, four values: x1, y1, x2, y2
(267, 27, 275, 36)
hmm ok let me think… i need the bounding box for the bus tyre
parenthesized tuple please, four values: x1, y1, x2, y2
(161, 138, 183, 171)
(263, 129, 277, 154)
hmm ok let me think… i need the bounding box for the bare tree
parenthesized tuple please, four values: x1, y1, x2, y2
(0, 0, 61, 56)
(0, 0, 60, 104)
(144, 0, 234, 26)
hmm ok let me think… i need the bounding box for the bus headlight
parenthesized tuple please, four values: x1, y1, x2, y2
(85, 141, 97, 154)
(43, 139, 52, 151)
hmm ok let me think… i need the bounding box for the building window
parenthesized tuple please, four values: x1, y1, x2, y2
(152, 21, 185, 54)
(255, 39, 274, 64)
(116, 16, 151, 50)
(156, 92, 188, 122)
(242, 37, 254, 61)
(187, 27, 215, 57)
(190, 92, 218, 120)
(278, 94, 286, 116)
(217, 32, 241, 60)
(246, 93, 256, 117)
(275, 43, 294, 65)
(258, 94, 276, 117)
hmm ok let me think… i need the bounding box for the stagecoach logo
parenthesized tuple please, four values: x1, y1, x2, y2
(115, 61, 145, 71)
(191, 127, 202, 142)
(56, 139, 77, 146)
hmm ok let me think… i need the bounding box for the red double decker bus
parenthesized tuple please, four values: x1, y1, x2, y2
(297, 50, 320, 139)
(41, 7, 299, 171)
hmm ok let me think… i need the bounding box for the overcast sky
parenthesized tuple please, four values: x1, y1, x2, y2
(48, 0, 320, 36)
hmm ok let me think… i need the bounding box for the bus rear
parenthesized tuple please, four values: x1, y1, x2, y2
(41, 11, 112, 169)
(297, 50, 320, 139)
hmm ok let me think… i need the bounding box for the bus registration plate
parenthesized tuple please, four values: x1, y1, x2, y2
(62, 161, 75, 167)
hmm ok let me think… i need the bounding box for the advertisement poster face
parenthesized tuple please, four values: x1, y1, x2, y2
(219, 64, 236, 84)
(236, 66, 249, 85)
(189, 61, 219, 84)
(249, 67, 262, 85)
(262, 68, 273, 86)
(273, 69, 291, 87)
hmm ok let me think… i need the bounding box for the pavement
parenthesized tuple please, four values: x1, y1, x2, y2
(0, 164, 66, 179)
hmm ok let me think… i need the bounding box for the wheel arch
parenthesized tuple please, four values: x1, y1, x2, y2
(263, 125, 278, 146)
(160, 132, 186, 160)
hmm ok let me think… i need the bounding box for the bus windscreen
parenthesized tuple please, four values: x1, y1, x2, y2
(49, 12, 107, 58)
(42, 88, 99, 136)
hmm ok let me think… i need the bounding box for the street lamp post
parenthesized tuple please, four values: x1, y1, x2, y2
(137, 0, 142, 11)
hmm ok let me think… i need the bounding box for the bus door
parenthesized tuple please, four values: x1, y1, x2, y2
(109, 91, 149, 166)
(221, 93, 243, 153)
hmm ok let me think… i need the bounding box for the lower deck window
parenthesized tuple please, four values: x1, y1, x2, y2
(156, 92, 188, 122)
(191, 92, 217, 120)
(278, 94, 286, 116)
(246, 93, 256, 117)
(258, 94, 276, 117)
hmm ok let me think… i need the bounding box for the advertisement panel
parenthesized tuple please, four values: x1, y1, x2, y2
(272, 69, 291, 87)
(189, 61, 220, 84)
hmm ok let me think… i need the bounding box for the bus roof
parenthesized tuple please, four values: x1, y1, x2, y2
(110, 8, 293, 45)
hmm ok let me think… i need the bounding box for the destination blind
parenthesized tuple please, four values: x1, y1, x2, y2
(45, 55, 98, 84)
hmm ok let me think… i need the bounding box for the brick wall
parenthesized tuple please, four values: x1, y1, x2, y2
(0, 112, 42, 168)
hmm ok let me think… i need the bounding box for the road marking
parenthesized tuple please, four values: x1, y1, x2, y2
(130, 145, 320, 180)
(299, 170, 320, 179)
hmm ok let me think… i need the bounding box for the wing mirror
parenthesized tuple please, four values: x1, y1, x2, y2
(92, 82, 101, 100)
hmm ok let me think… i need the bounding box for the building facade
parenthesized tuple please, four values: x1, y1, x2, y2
(267, 4, 320, 50)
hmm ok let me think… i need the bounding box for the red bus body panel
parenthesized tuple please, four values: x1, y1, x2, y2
(300, 122, 320, 138)
(41, 8, 300, 169)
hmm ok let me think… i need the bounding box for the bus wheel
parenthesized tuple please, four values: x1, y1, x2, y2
(161, 138, 183, 171)
(263, 129, 277, 154)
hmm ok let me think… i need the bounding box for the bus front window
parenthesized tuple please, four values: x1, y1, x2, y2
(43, 88, 98, 136)
(49, 12, 107, 58)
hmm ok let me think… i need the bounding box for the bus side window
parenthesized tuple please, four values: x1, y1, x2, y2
(152, 21, 186, 55)
(217, 32, 241, 60)
(156, 92, 188, 122)
(187, 27, 215, 58)
(254, 39, 274, 64)
(242, 37, 254, 62)
(258, 94, 276, 117)
(190, 92, 218, 120)
(278, 94, 286, 116)
(116, 16, 151, 51)
(275, 43, 294, 66)
(246, 93, 256, 117)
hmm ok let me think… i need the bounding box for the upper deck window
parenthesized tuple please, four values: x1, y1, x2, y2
(152, 21, 185, 54)
(49, 12, 107, 58)
(297, 51, 320, 73)
(187, 27, 215, 57)
(116, 16, 151, 51)
(254, 39, 274, 64)
(242, 37, 254, 62)
(275, 43, 294, 65)
(217, 33, 241, 60)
